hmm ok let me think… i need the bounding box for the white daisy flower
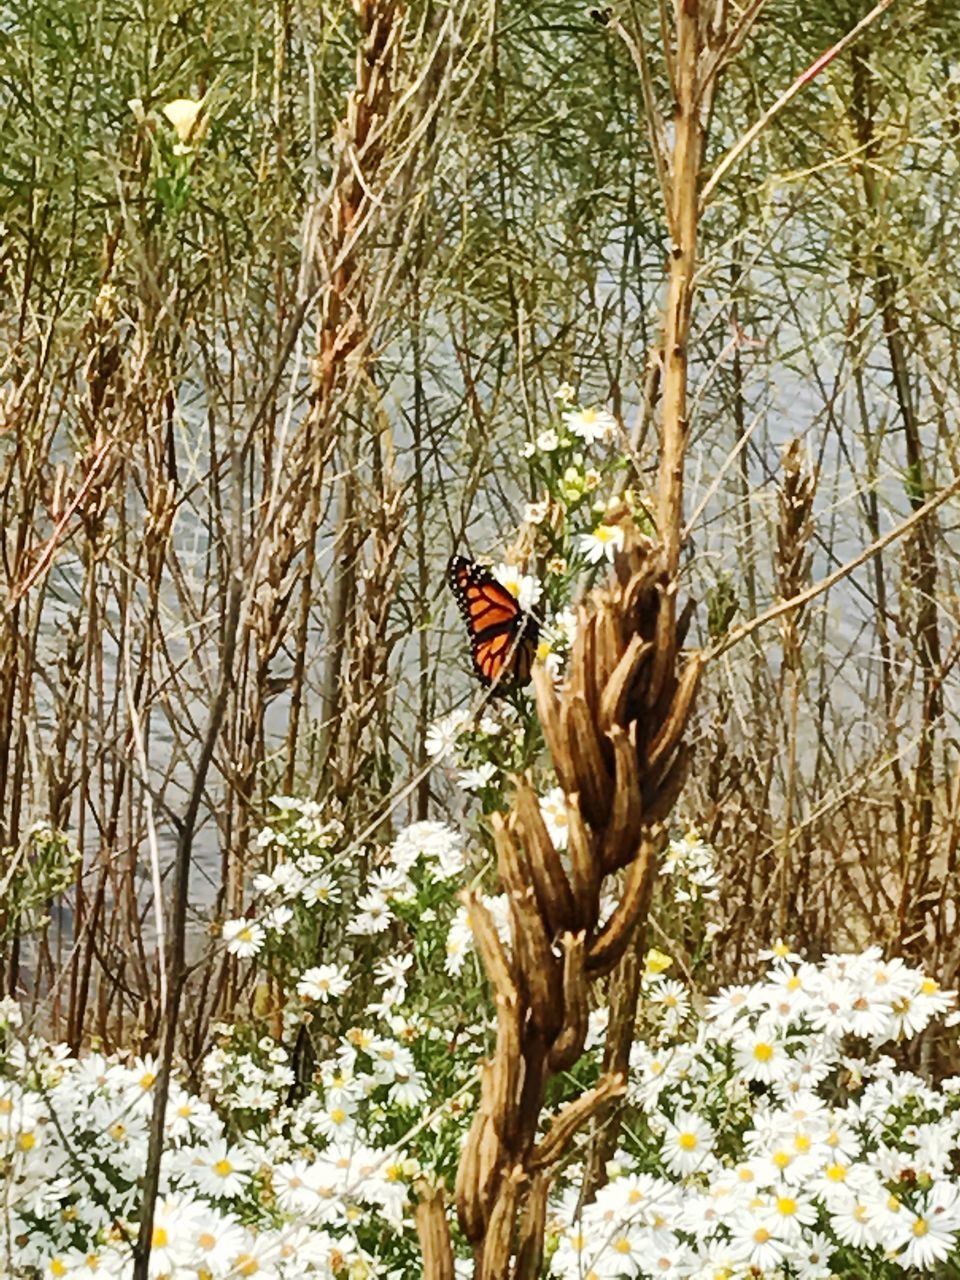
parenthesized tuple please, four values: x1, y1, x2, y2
(457, 762, 498, 791)
(660, 1110, 716, 1176)
(297, 964, 350, 1004)
(492, 562, 542, 611)
(578, 524, 624, 564)
(563, 406, 617, 444)
(221, 918, 266, 958)
(424, 709, 470, 760)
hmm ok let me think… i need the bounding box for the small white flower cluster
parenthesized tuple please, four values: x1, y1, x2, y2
(661, 829, 721, 904)
(220, 798, 344, 959)
(549, 946, 960, 1278)
(202, 1037, 295, 1112)
(223, 807, 465, 967)
(1, 1006, 449, 1277)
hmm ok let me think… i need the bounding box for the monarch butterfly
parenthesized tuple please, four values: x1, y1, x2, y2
(447, 555, 540, 691)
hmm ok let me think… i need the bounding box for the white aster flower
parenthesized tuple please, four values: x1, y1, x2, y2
(391, 820, 464, 878)
(221, 918, 266, 958)
(184, 1138, 253, 1198)
(728, 1212, 791, 1271)
(348, 890, 393, 935)
(424, 709, 470, 760)
(564, 405, 617, 444)
(297, 964, 351, 1004)
(457, 762, 498, 791)
(191, 1211, 248, 1274)
(523, 499, 549, 524)
(735, 1029, 790, 1084)
(444, 909, 474, 976)
(661, 1110, 715, 1176)
(262, 903, 293, 932)
(301, 872, 341, 906)
(578, 524, 624, 565)
(492, 562, 542, 611)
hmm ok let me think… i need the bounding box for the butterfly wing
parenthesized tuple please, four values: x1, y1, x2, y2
(447, 555, 539, 690)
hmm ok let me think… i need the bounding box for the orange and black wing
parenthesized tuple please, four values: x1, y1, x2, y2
(447, 555, 539, 691)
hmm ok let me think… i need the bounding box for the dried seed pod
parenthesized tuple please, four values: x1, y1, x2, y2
(595, 600, 624, 692)
(530, 1073, 626, 1170)
(415, 1182, 455, 1280)
(455, 1109, 488, 1242)
(645, 580, 677, 709)
(645, 653, 703, 775)
(565, 792, 599, 929)
(462, 890, 517, 1004)
(561, 693, 611, 824)
(508, 885, 563, 1039)
(599, 633, 653, 732)
(587, 840, 658, 976)
(480, 1166, 526, 1280)
(514, 1172, 551, 1280)
(548, 932, 588, 1071)
(600, 724, 644, 872)
(532, 665, 578, 795)
(513, 775, 576, 934)
(643, 743, 690, 822)
(490, 993, 522, 1142)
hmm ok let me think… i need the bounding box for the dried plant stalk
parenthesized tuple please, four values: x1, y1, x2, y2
(774, 439, 817, 934)
(451, 519, 701, 1277)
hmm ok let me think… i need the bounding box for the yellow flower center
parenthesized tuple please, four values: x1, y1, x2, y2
(914, 1217, 929, 1238)
(678, 1132, 698, 1151)
(826, 1163, 847, 1181)
(235, 1254, 259, 1276)
(51, 1263, 67, 1278)
(330, 1107, 347, 1124)
(152, 1227, 168, 1248)
(773, 1150, 791, 1169)
(139, 1072, 156, 1090)
(753, 1042, 774, 1062)
(754, 1227, 771, 1243)
(197, 1233, 216, 1250)
(777, 1196, 797, 1216)
(213, 1159, 233, 1177)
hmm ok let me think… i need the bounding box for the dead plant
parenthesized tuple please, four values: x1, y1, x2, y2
(444, 518, 701, 1278)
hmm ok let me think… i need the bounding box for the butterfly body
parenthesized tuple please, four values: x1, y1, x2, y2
(447, 555, 539, 690)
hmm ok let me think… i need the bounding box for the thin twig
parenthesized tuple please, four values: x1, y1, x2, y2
(712, 474, 960, 659)
(700, 0, 901, 206)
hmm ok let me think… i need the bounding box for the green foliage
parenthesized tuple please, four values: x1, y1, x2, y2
(0, 824, 79, 944)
